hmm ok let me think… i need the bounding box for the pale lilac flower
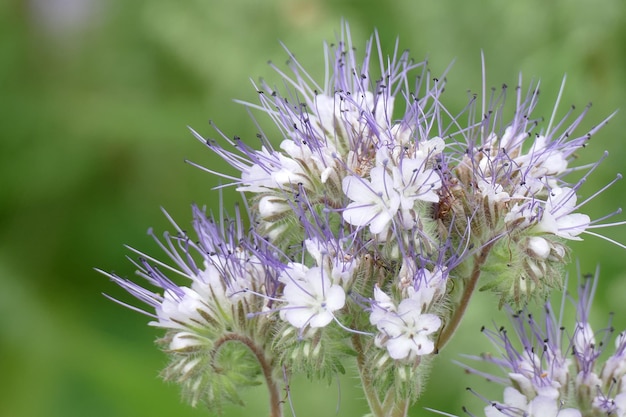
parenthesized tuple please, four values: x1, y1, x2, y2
(309, 90, 395, 151)
(373, 295, 441, 359)
(277, 238, 359, 331)
(342, 144, 443, 234)
(370, 265, 446, 359)
(100, 205, 277, 335)
(476, 178, 511, 204)
(535, 187, 590, 240)
(279, 264, 346, 329)
(393, 155, 442, 210)
(342, 166, 401, 234)
(370, 284, 396, 326)
(503, 186, 591, 241)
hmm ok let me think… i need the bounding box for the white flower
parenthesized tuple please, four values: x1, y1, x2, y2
(485, 388, 581, 417)
(573, 321, 596, 355)
(258, 195, 291, 218)
(605, 389, 626, 417)
(601, 332, 626, 382)
(517, 134, 569, 179)
(342, 166, 401, 234)
(414, 136, 446, 160)
(342, 146, 442, 234)
(527, 236, 551, 259)
(374, 297, 441, 359)
(304, 92, 395, 155)
(155, 287, 208, 331)
(393, 156, 441, 209)
(239, 148, 308, 192)
(303, 238, 358, 286)
(369, 285, 395, 326)
(477, 178, 511, 203)
(279, 139, 340, 185)
(279, 264, 346, 329)
(536, 187, 590, 240)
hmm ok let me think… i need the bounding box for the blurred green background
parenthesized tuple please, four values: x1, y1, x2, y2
(2, 0, 626, 416)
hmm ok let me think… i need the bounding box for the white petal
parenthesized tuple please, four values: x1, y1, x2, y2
(536, 212, 559, 235)
(304, 238, 324, 266)
(415, 314, 443, 334)
(279, 263, 309, 285)
(484, 404, 507, 417)
(324, 285, 346, 311)
(397, 298, 423, 317)
(416, 188, 440, 203)
(527, 236, 551, 259)
(528, 395, 558, 416)
(308, 311, 334, 328)
(368, 210, 394, 234)
(258, 195, 290, 217)
(502, 386, 528, 410)
(411, 335, 435, 355)
(573, 321, 596, 353)
(374, 94, 394, 128)
(508, 373, 534, 398)
(556, 409, 582, 417)
(320, 167, 334, 183)
(374, 285, 393, 305)
(342, 175, 373, 202)
(169, 332, 204, 351)
(386, 337, 412, 359)
(313, 94, 338, 133)
(284, 308, 315, 328)
(556, 213, 590, 239)
(612, 392, 626, 416)
(548, 187, 576, 215)
(415, 136, 446, 159)
(343, 202, 380, 227)
(283, 280, 309, 304)
(368, 166, 394, 193)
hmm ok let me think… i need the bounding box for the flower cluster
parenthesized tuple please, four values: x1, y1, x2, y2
(461, 271, 626, 417)
(101, 23, 620, 417)
(99, 206, 282, 409)
(278, 238, 357, 330)
(370, 264, 446, 359)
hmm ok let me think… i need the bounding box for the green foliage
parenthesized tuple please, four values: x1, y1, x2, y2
(162, 335, 263, 412)
(273, 323, 354, 384)
(479, 235, 568, 307)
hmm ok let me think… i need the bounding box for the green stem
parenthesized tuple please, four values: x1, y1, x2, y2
(435, 242, 494, 351)
(352, 333, 385, 417)
(391, 400, 409, 417)
(213, 333, 282, 417)
(382, 391, 409, 417)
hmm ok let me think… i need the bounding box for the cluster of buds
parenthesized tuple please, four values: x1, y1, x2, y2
(461, 270, 626, 417)
(101, 23, 621, 417)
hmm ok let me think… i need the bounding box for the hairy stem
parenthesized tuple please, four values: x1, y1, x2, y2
(213, 333, 282, 417)
(382, 391, 409, 417)
(436, 242, 494, 351)
(352, 333, 385, 417)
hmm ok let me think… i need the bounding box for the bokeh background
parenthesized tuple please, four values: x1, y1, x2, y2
(2, 1, 626, 416)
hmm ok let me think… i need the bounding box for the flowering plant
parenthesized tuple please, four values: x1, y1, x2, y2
(100, 23, 624, 417)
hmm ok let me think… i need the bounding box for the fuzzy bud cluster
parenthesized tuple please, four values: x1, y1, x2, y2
(462, 272, 626, 417)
